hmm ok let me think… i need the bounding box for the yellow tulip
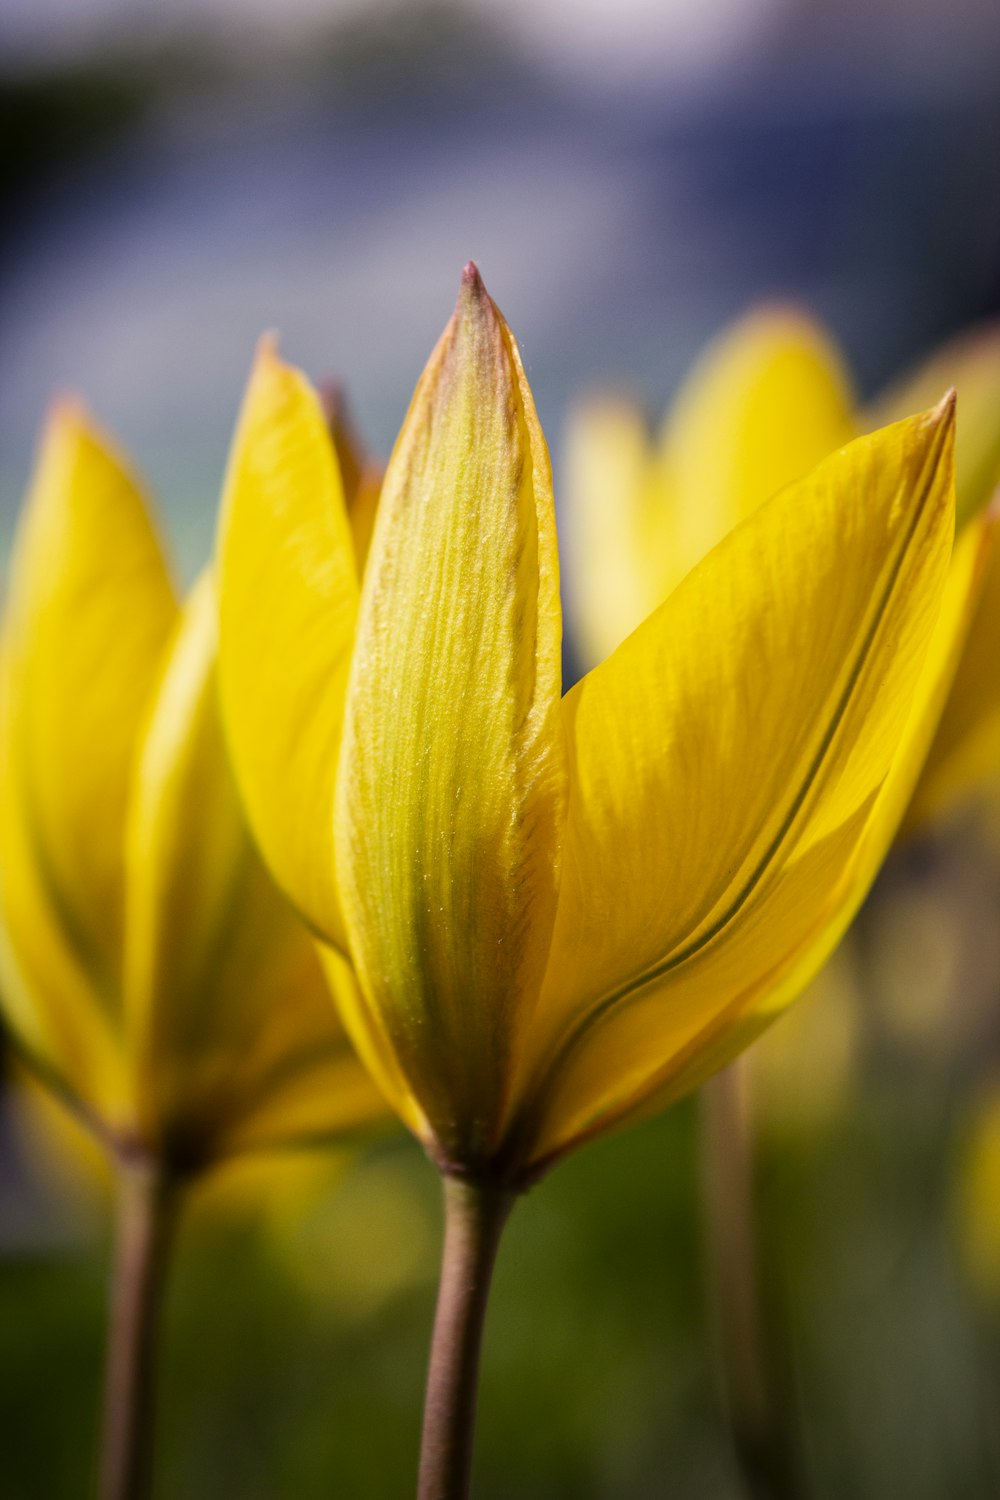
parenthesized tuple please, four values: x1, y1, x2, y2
(564, 307, 856, 669)
(0, 403, 387, 1170)
(562, 308, 1000, 1498)
(217, 264, 978, 1190)
(0, 404, 389, 1500)
(565, 310, 1000, 829)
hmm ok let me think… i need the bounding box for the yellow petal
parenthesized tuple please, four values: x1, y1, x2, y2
(216, 340, 359, 948)
(613, 502, 996, 1145)
(334, 265, 566, 1170)
(662, 305, 856, 578)
(503, 399, 956, 1175)
(2, 404, 177, 999)
(124, 574, 244, 1142)
(562, 396, 672, 668)
(316, 943, 428, 1140)
(124, 576, 387, 1162)
(0, 644, 127, 1132)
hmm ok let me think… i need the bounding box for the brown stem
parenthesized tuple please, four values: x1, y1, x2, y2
(99, 1155, 178, 1500)
(700, 1058, 800, 1500)
(417, 1175, 515, 1500)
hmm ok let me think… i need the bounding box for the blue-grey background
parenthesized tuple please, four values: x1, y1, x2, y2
(4, 0, 1000, 569)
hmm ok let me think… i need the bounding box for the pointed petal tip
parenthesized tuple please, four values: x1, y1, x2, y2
(452, 261, 502, 345)
(47, 391, 87, 422)
(737, 298, 828, 336)
(571, 385, 650, 424)
(43, 394, 93, 447)
(917, 387, 956, 460)
(245, 332, 312, 416)
(252, 329, 283, 373)
(886, 387, 955, 459)
(934, 386, 957, 423)
(457, 262, 494, 320)
(461, 259, 484, 292)
(37, 397, 125, 479)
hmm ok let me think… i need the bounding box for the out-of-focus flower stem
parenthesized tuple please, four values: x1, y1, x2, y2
(418, 1174, 515, 1500)
(99, 1153, 179, 1500)
(700, 1058, 801, 1500)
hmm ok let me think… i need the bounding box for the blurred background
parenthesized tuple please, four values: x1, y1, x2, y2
(2, 0, 1000, 1495)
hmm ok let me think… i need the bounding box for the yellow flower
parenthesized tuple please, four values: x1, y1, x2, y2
(565, 309, 1000, 828)
(217, 264, 977, 1186)
(0, 404, 388, 1173)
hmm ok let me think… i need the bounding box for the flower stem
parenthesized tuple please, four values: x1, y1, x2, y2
(99, 1154, 178, 1500)
(417, 1174, 515, 1500)
(700, 1058, 800, 1500)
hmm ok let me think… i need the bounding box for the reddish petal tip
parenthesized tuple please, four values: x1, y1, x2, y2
(461, 260, 484, 294)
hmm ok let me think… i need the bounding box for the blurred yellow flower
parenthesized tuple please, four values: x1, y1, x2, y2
(565, 310, 1000, 828)
(0, 405, 388, 1174)
(217, 264, 976, 1187)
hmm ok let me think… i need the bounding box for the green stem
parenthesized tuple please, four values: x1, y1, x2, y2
(700, 1058, 800, 1500)
(98, 1155, 178, 1500)
(417, 1175, 515, 1500)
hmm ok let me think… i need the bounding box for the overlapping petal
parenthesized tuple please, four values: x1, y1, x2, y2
(0, 402, 389, 1169)
(569, 308, 1000, 845)
(124, 574, 389, 1161)
(503, 402, 957, 1171)
(609, 500, 996, 1147)
(2, 405, 177, 997)
(125, 577, 244, 1065)
(213, 273, 990, 1186)
(316, 945, 430, 1145)
(217, 341, 360, 949)
(333, 265, 566, 1169)
(0, 658, 127, 1130)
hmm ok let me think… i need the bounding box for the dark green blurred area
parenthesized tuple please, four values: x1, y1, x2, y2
(0, 68, 143, 201)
